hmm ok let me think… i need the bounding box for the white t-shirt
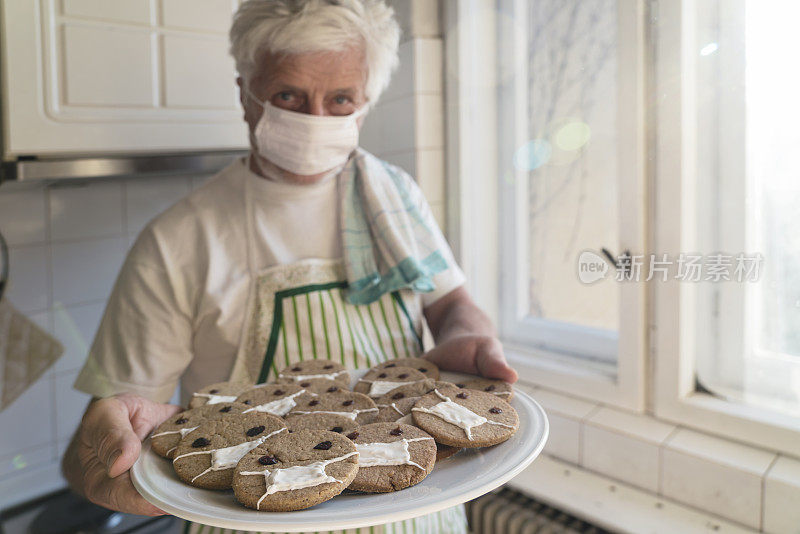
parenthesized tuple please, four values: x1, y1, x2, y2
(74, 157, 465, 403)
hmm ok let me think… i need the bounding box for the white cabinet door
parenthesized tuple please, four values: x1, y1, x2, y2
(1, 0, 248, 158)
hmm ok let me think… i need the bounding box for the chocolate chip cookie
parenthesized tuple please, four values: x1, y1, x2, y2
(151, 402, 247, 459)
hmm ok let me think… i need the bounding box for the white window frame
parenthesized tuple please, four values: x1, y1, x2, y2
(444, 0, 647, 411)
(652, 0, 800, 457)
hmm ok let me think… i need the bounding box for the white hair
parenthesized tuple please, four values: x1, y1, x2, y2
(230, 0, 401, 103)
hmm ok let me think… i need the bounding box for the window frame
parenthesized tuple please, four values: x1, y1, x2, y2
(652, 0, 800, 457)
(444, 0, 648, 411)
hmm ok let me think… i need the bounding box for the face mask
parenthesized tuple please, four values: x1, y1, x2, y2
(245, 87, 369, 176)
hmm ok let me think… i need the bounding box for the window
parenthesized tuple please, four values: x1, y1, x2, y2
(689, 0, 800, 417)
(445, 0, 646, 409)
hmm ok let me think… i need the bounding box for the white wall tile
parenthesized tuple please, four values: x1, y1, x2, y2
(52, 302, 106, 374)
(381, 151, 417, 177)
(414, 39, 444, 93)
(666, 428, 776, 476)
(763, 455, 800, 534)
(587, 406, 676, 445)
(661, 447, 763, 529)
(543, 411, 581, 464)
(583, 423, 660, 492)
(414, 93, 444, 149)
(0, 443, 55, 479)
(0, 377, 54, 456)
(49, 181, 123, 241)
(125, 176, 191, 235)
(4, 245, 48, 313)
(0, 186, 47, 245)
(361, 96, 416, 155)
(416, 149, 445, 204)
(381, 40, 415, 103)
(54, 371, 91, 440)
(409, 0, 441, 38)
(51, 237, 127, 306)
(525, 386, 598, 420)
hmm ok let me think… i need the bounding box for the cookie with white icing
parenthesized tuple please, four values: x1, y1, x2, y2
(375, 357, 440, 380)
(172, 412, 286, 489)
(284, 412, 359, 435)
(287, 390, 378, 425)
(151, 402, 247, 459)
(436, 443, 461, 461)
(235, 383, 309, 417)
(353, 366, 427, 398)
(373, 379, 457, 407)
(346, 422, 436, 493)
(188, 381, 253, 409)
(277, 361, 349, 385)
(374, 396, 420, 424)
(276, 376, 346, 396)
(412, 388, 519, 448)
(233, 429, 358, 511)
(456, 378, 514, 401)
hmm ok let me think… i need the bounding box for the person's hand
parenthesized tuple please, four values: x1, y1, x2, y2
(64, 393, 181, 516)
(423, 334, 518, 383)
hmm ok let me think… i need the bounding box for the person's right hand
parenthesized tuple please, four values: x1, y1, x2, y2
(64, 393, 182, 516)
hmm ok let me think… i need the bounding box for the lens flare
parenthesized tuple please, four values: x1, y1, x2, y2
(700, 42, 718, 56)
(554, 121, 592, 151)
(513, 140, 552, 171)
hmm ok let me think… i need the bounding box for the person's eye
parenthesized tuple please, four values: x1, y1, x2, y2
(334, 95, 351, 105)
(278, 92, 293, 102)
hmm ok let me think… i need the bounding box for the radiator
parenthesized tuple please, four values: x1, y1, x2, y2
(466, 486, 611, 534)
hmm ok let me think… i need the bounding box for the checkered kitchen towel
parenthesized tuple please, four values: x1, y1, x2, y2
(339, 148, 450, 305)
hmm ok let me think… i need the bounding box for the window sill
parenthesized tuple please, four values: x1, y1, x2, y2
(517, 381, 800, 532)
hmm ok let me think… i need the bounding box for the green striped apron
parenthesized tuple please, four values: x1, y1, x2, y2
(183, 257, 468, 533)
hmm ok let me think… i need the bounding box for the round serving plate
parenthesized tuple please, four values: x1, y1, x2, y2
(131, 371, 548, 532)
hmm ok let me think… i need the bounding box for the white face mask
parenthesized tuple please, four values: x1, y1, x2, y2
(245, 87, 369, 176)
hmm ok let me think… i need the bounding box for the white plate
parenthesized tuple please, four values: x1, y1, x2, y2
(131, 373, 549, 532)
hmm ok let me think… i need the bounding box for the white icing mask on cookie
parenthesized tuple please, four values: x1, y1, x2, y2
(412, 389, 515, 440)
(240, 451, 358, 510)
(244, 390, 306, 417)
(279, 370, 346, 382)
(151, 426, 199, 439)
(173, 427, 286, 482)
(290, 408, 378, 421)
(390, 403, 406, 417)
(355, 437, 433, 470)
(193, 393, 238, 405)
(365, 380, 423, 397)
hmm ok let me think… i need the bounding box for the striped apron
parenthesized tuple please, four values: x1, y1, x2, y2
(182, 189, 469, 534)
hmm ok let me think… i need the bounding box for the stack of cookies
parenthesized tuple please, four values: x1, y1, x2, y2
(149, 358, 518, 512)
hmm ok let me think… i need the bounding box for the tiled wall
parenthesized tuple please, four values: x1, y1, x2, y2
(516, 382, 800, 533)
(0, 0, 448, 511)
(0, 174, 211, 508)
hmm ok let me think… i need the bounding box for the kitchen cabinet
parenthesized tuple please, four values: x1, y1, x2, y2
(0, 0, 248, 159)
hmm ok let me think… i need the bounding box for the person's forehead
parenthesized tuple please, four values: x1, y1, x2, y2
(256, 48, 367, 92)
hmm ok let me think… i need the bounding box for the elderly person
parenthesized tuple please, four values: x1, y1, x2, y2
(62, 1, 517, 533)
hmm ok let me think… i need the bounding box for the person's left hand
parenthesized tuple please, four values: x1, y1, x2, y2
(423, 334, 518, 383)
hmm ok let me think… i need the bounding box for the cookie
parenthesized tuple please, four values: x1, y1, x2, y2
(375, 358, 440, 380)
(284, 412, 359, 435)
(411, 388, 518, 448)
(436, 443, 461, 461)
(373, 379, 458, 407)
(235, 383, 308, 417)
(374, 396, 420, 423)
(151, 402, 248, 459)
(346, 423, 436, 493)
(276, 376, 346, 396)
(288, 390, 378, 424)
(172, 412, 287, 489)
(233, 430, 358, 511)
(353, 366, 427, 398)
(188, 381, 254, 409)
(456, 378, 514, 401)
(277, 361, 350, 385)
